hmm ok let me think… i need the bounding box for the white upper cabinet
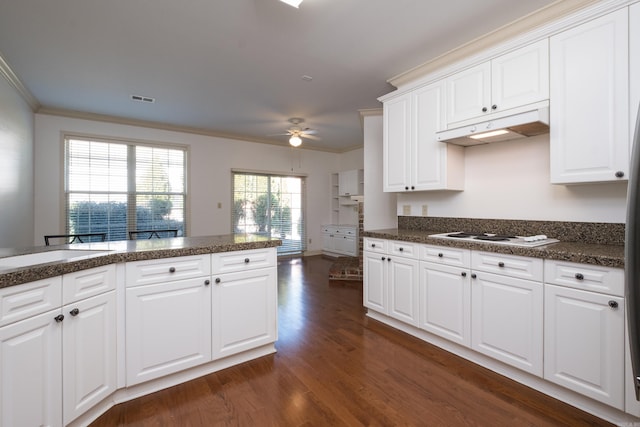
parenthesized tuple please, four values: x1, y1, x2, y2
(631, 2, 640, 142)
(446, 39, 549, 126)
(383, 81, 464, 192)
(338, 169, 363, 196)
(550, 8, 629, 184)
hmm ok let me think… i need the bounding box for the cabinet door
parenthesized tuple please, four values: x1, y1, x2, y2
(412, 81, 458, 191)
(383, 94, 411, 192)
(126, 277, 212, 385)
(631, 2, 640, 144)
(446, 62, 491, 124)
(491, 39, 549, 112)
(419, 262, 470, 347)
(0, 310, 62, 427)
(338, 169, 359, 196)
(550, 9, 629, 184)
(388, 257, 419, 326)
(363, 252, 387, 313)
(544, 284, 624, 409)
(471, 272, 543, 376)
(62, 291, 117, 425)
(212, 268, 277, 359)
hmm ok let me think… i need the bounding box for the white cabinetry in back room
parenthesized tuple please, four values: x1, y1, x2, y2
(446, 39, 549, 126)
(550, 8, 629, 184)
(330, 170, 362, 225)
(382, 81, 464, 193)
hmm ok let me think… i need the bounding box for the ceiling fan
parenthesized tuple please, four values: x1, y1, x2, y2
(270, 118, 320, 147)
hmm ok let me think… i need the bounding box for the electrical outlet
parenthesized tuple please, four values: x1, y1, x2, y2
(402, 205, 411, 216)
(422, 205, 428, 216)
(217, 202, 222, 209)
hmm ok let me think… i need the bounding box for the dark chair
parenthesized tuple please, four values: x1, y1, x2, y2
(128, 229, 179, 240)
(44, 233, 107, 246)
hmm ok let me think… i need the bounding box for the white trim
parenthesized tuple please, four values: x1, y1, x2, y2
(0, 53, 39, 110)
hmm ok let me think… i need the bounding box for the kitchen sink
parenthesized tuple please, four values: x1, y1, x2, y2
(0, 250, 112, 270)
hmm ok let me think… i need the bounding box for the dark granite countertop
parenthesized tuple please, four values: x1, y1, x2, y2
(362, 228, 625, 269)
(0, 234, 282, 289)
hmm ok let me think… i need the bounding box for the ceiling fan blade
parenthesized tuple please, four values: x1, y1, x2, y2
(302, 129, 318, 135)
(301, 134, 321, 140)
(267, 132, 292, 137)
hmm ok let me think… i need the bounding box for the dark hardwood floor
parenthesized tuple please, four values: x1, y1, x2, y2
(91, 256, 612, 426)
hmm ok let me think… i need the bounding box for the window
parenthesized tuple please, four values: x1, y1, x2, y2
(64, 136, 187, 241)
(232, 172, 305, 256)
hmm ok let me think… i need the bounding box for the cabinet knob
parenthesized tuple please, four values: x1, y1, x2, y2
(482, 107, 488, 112)
(244, 258, 250, 263)
(411, 186, 415, 190)
(169, 267, 176, 273)
(371, 243, 376, 248)
(498, 262, 505, 268)
(471, 273, 477, 279)
(215, 278, 221, 284)
(608, 300, 619, 309)
(387, 257, 392, 262)
(491, 104, 497, 110)
(461, 272, 467, 277)
(381, 257, 386, 261)
(575, 273, 584, 281)
(69, 308, 80, 317)
(54, 314, 64, 323)
(615, 171, 625, 178)
(405, 186, 409, 190)
(438, 253, 443, 258)
(399, 247, 404, 252)
(204, 279, 211, 286)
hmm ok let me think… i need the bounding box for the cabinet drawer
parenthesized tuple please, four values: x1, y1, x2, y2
(363, 237, 387, 254)
(212, 248, 276, 274)
(389, 240, 418, 259)
(0, 277, 62, 327)
(321, 225, 340, 234)
(472, 251, 543, 281)
(126, 255, 211, 287)
(63, 264, 116, 305)
(338, 226, 357, 237)
(544, 260, 624, 297)
(421, 244, 470, 268)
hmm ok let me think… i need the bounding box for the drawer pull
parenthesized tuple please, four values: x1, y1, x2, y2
(381, 257, 386, 261)
(438, 253, 443, 258)
(371, 243, 376, 248)
(471, 273, 477, 279)
(169, 267, 176, 273)
(69, 308, 80, 317)
(461, 272, 467, 277)
(244, 258, 250, 263)
(387, 257, 391, 262)
(54, 314, 64, 323)
(609, 300, 619, 309)
(204, 279, 211, 286)
(575, 273, 584, 281)
(215, 278, 221, 284)
(399, 247, 404, 252)
(498, 262, 505, 268)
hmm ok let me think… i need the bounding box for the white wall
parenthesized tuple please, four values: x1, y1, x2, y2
(397, 135, 628, 223)
(34, 114, 342, 251)
(338, 147, 364, 171)
(363, 114, 397, 230)
(0, 76, 34, 247)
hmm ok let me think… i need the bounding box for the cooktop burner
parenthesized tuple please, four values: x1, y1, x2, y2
(431, 232, 559, 247)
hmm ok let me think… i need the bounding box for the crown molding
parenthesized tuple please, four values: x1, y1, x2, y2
(386, 0, 607, 90)
(0, 53, 40, 110)
(36, 107, 363, 154)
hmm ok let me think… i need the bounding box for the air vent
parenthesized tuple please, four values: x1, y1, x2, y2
(131, 95, 155, 103)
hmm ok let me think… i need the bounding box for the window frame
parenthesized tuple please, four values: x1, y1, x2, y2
(62, 134, 189, 240)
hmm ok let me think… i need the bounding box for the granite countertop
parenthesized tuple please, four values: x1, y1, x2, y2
(0, 234, 282, 289)
(362, 228, 625, 269)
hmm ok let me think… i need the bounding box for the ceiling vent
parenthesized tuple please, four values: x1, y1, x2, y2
(131, 95, 155, 103)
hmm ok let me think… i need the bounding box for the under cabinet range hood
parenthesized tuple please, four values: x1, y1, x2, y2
(436, 106, 550, 146)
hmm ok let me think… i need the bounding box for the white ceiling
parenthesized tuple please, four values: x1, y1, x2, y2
(0, 0, 557, 152)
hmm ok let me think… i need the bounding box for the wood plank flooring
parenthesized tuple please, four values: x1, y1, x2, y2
(91, 256, 613, 426)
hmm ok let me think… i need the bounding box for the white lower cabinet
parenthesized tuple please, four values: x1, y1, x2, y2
(419, 262, 470, 347)
(363, 239, 419, 326)
(125, 277, 212, 386)
(544, 283, 624, 409)
(62, 291, 117, 425)
(470, 270, 543, 376)
(212, 268, 277, 359)
(0, 309, 62, 427)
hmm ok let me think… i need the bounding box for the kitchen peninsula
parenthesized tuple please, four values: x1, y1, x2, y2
(0, 234, 281, 427)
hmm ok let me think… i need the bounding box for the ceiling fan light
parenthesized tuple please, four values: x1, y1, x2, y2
(280, 0, 303, 7)
(289, 135, 302, 147)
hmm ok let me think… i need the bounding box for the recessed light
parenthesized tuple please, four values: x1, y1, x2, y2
(280, 0, 303, 8)
(301, 75, 313, 82)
